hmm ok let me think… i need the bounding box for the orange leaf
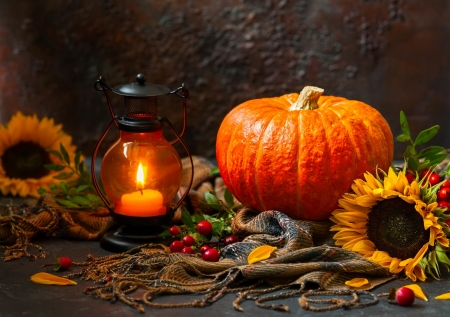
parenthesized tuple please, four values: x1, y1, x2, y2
(404, 284, 428, 301)
(248, 245, 277, 264)
(30, 272, 77, 285)
(345, 278, 369, 289)
(435, 293, 450, 300)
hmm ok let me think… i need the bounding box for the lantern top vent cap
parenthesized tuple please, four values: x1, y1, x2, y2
(111, 74, 171, 97)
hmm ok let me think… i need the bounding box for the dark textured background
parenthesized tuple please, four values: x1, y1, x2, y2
(0, 0, 449, 159)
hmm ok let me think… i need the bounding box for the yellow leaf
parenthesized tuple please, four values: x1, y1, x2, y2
(30, 272, 77, 285)
(404, 284, 428, 301)
(345, 278, 369, 289)
(247, 245, 277, 264)
(435, 293, 450, 300)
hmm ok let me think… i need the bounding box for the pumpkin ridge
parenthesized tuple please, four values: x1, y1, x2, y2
(324, 104, 358, 183)
(315, 110, 333, 213)
(220, 103, 256, 203)
(343, 101, 390, 169)
(341, 102, 393, 168)
(250, 109, 281, 211)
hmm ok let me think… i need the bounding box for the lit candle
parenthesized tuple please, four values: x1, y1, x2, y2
(115, 163, 166, 217)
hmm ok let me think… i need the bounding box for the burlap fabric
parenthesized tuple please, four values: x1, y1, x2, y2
(66, 208, 394, 312)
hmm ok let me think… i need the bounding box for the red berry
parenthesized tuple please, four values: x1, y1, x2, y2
(169, 226, 180, 236)
(182, 235, 195, 247)
(181, 247, 196, 254)
(224, 235, 239, 246)
(199, 245, 210, 254)
(59, 257, 72, 270)
(395, 287, 415, 306)
(420, 169, 433, 180)
(438, 201, 450, 210)
(202, 248, 220, 262)
(170, 240, 184, 253)
(405, 174, 415, 184)
(446, 219, 450, 227)
(441, 180, 450, 189)
(438, 188, 450, 202)
(429, 173, 441, 186)
(197, 220, 213, 236)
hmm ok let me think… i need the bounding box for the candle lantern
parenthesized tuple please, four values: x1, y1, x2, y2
(93, 74, 193, 252)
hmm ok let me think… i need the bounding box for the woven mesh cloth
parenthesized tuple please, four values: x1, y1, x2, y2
(67, 208, 393, 312)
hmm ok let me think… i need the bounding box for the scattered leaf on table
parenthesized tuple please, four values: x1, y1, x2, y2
(345, 278, 369, 289)
(404, 284, 428, 301)
(435, 293, 450, 300)
(248, 245, 277, 264)
(30, 272, 77, 285)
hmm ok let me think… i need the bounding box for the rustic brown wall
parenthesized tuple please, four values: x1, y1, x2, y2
(0, 0, 449, 160)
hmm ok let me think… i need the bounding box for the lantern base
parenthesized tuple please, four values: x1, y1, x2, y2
(100, 225, 174, 253)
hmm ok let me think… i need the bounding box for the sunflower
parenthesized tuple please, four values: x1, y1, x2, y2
(330, 167, 450, 282)
(0, 112, 77, 197)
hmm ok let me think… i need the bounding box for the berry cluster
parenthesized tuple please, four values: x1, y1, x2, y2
(406, 169, 450, 226)
(169, 220, 239, 262)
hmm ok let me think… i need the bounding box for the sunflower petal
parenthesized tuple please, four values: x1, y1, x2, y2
(345, 278, 369, 289)
(435, 293, 450, 300)
(248, 245, 277, 264)
(30, 272, 77, 285)
(404, 284, 428, 301)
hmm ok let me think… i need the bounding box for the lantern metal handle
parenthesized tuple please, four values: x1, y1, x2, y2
(160, 117, 194, 211)
(94, 77, 118, 127)
(169, 83, 189, 144)
(91, 118, 116, 212)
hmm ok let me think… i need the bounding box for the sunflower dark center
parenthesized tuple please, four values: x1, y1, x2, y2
(1, 141, 51, 179)
(367, 197, 429, 259)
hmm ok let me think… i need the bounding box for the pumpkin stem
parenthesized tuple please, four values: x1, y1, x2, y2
(289, 86, 324, 111)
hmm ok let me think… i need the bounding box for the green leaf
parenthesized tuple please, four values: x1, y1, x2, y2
(78, 162, 85, 173)
(427, 153, 449, 168)
(406, 157, 419, 171)
(60, 182, 68, 194)
(46, 149, 63, 161)
(418, 146, 446, 159)
(68, 187, 77, 195)
(68, 195, 92, 206)
(404, 145, 416, 157)
(399, 111, 410, 137)
(49, 184, 58, 191)
(53, 172, 75, 180)
(74, 151, 81, 171)
(86, 194, 101, 202)
(54, 197, 78, 208)
(414, 125, 440, 146)
(205, 192, 220, 205)
(210, 167, 220, 175)
(194, 210, 205, 223)
(224, 188, 235, 207)
(44, 164, 65, 171)
(396, 134, 410, 143)
(38, 188, 46, 195)
(76, 184, 91, 193)
(60, 143, 70, 165)
(211, 220, 223, 237)
(159, 229, 172, 237)
(181, 206, 194, 228)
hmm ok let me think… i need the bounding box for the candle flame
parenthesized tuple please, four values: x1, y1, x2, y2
(136, 163, 144, 191)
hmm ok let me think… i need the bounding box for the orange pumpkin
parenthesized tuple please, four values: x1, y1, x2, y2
(216, 86, 393, 221)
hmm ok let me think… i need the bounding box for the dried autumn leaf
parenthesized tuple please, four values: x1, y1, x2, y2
(435, 293, 450, 300)
(345, 278, 369, 289)
(248, 245, 277, 264)
(30, 272, 77, 285)
(404, 284, 428, 301)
